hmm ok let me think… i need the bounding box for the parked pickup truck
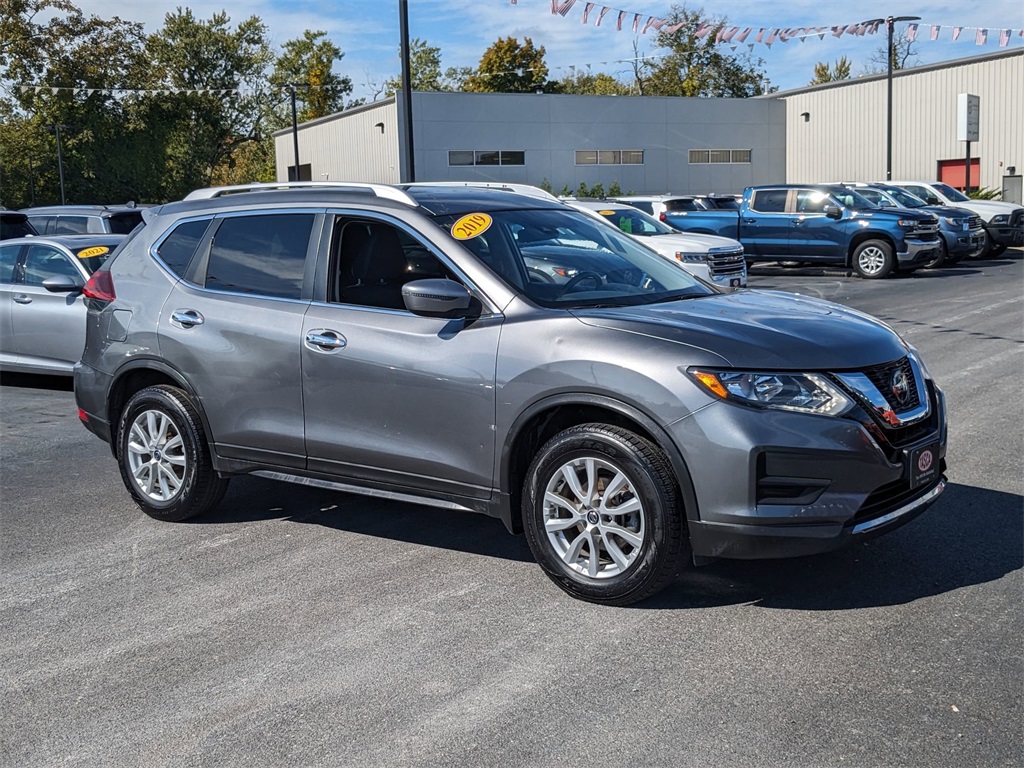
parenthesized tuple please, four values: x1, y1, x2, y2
(883, 181, 1024, 258)
(663, 184, 942, 279)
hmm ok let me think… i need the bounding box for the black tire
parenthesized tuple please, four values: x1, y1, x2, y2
(522, 424, 688, 606)
(117, 385, 229, 521)
(923, 239, 947, 269)
(989, 244, 1008, 258)
(852, 239, 895, 279)
(969, 229, 992, 260)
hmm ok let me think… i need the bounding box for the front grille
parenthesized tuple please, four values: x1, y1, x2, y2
(1010, 210, 1023, 228)
(708, 249, 746, 277)
(968, 215, 983, 230)
(861, 357, 921, 412)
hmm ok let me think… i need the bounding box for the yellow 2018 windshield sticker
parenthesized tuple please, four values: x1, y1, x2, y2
(451, 213, 492, 240)
(77, 246, 110, 259)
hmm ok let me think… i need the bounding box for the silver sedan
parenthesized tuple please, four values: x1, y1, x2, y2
(0, 234, 123, 375)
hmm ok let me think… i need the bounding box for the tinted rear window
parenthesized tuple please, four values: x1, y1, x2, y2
(106, 211, 144, 234)
(70, 243, 117, 275)
(156, 219, 210, 277)
(750, 190, 788, 213)
(205, 213, 313, 299)
(1, 215, 37, 240)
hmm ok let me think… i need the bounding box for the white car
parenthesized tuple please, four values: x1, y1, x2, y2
(564, 199, 747, 288)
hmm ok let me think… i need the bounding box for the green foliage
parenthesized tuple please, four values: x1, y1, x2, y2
(559, 70, 630, 95)
(270, 30, 352, 123)
(967, 186, 1002, 200)
(539, 178, 553, 193)
(608, 180, 623, 197)
(644, 5, 769, 97)
(559, 184, 573, 197)
(382, 38, 469, 95)
(809, 56, 852, 85)
(463, 37, 556, 93)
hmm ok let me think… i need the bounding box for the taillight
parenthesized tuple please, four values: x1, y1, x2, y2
(82, 270, 115, 302)
(659, 212, 667, 221)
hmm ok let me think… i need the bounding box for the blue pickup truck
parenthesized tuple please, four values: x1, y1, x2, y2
(660, 184, 941, 279)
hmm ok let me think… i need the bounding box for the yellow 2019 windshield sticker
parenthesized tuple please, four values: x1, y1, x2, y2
(77, 246, 110, 259)
(451, 213, 492, 240)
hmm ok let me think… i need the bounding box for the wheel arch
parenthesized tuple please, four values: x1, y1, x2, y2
(846, 231, 896, 266)
(499, 393, 700, 535)
(107, 360, 209, 457)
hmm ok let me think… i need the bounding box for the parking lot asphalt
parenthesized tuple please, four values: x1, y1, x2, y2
(1, 250, 1021, 768)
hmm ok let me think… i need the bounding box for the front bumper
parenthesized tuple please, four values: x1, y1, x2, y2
(986, 222, 1024, 247)
(941, 227, 986, 259)
(671, 381, 947, 561)
(896, 236, 940, 267)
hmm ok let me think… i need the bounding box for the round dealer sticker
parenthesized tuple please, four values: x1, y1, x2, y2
(77, 246, 110, 259)
(917, 449, 934, 473)
(451, 213, 492, 240)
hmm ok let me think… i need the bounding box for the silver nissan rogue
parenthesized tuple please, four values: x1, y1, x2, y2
(74, 182, 948, 605)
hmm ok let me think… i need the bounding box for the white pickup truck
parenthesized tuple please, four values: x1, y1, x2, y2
(884, 181, 1024, 257)
(565, 199, 747, 288)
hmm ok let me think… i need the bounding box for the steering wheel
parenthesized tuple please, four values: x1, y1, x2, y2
(561, 271, 604, 294)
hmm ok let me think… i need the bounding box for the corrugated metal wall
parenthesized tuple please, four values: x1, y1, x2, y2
(778, 51, 1023, 190)
(273, 99, 399, 183)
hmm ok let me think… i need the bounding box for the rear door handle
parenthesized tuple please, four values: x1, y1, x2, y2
(170, 309, 204, 328)
(305, 330, 347, 351)
(13, 294, 32, 304)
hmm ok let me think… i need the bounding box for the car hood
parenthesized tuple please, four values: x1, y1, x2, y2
(953, 199, 1024, 218)
(570, 289, 908, 370)
(920, 205, 975, 220)
(851, 207, 935, 223)
(636, 232, 742, 254)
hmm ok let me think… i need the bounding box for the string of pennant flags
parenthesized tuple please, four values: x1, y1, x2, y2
(522, 0, 1024, 49)
(14, 85, 271, 97)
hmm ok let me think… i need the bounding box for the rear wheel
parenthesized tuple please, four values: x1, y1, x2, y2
(117, 385, 229, 521)
(522, 424, 688, 606)
(852, 239, 894, 279)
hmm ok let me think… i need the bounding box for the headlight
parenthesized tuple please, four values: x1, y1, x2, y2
(990, 214, 1008, 224)
(897, 219, 918, 228)
(942, 216, 966, 228)
(688, 368, 853, 416)
(675, 251, 708, 264)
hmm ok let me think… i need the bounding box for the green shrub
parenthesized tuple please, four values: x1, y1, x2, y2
(968, 186, 1001, 200)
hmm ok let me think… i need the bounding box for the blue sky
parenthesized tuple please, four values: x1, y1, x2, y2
(84, 0, 1024, 99)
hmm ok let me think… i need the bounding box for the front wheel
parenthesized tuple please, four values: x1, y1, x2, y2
(522, 424, 688, 605)
(852, 239, 894, 279)
(117, 385, 229, 521)
(923, 239, 948, 269)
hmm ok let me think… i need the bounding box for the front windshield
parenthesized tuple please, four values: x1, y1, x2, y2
(881, 187, 926, 208)
(594, 207, 676, 236)
(933, 182, 970, 203)
(432, 207, 713, 309)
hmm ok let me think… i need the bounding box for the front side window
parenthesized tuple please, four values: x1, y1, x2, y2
(795, 190, 831, 213)
(331, 218, 457, 310)
(22, 245, 79, 285)
(205, 213, 313, 299)
(431, 207, 713, 309)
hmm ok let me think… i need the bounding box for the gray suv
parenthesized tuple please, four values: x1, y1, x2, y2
(74, 182, 948, 605)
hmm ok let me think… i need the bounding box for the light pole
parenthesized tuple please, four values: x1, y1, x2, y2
(398, 0, 415, 182)
(48, 124, 69, 204)
(287, 84, 301, 181)
(876, 15, 921, 180)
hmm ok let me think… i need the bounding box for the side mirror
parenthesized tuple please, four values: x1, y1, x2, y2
(824, 205, 842, 220)
(402, 278, 476, 318)
(925, 196, 941, 205)
(42, 275, 84, 293)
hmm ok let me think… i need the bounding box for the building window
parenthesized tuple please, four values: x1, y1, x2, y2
(689, 149, 752, 165)
(448, 150, 526, 167)
(575, 150, 644, 166)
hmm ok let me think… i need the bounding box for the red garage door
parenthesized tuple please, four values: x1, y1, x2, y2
(938, 159, 980, 192)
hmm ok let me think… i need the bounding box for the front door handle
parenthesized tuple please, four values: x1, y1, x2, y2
(305, 330, 347, 351)
(13, 294, 32, 304)
(170, 309, 204, 328)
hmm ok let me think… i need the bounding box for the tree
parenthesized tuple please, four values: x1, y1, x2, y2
(644, 5, 769, 97)
(463, 37, 556, 93)
(269, 30, 351, 122)
(138, 9, 274, 199)
(864, 29, 920, 74)
(559, 68, 630, 95)
(809, 56, 852, 85)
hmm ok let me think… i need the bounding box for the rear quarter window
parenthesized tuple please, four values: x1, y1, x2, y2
(106, 212, 144, 234)
(155, 219, 210, 277)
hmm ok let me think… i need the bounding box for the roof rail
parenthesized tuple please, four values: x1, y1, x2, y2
(183, 181, 418, 207)
(402, 181, 560, 202)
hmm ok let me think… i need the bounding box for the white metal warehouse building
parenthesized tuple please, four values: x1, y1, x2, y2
(274, 49, 1022, 202)
(767, 49, 1023, 202)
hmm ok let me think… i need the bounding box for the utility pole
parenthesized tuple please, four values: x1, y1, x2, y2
(49, 124, 69, 204)
(399, 0, 415, 182)
(288, 84, 301, 181)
